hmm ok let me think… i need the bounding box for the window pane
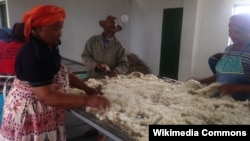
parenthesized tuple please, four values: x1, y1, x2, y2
(234, 5, 250, 14)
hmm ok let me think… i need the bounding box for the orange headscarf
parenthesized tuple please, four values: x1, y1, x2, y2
(22, 5, 66, 41)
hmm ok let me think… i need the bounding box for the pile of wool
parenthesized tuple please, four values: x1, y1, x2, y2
(69, 72, 250, 141)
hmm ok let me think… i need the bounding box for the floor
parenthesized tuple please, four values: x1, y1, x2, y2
(65, 111, 113, 141)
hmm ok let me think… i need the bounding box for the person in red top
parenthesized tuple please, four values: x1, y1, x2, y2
(0, 40, 8, 61)
(0, 23, 25, 74)
(0, 23, 25, 102)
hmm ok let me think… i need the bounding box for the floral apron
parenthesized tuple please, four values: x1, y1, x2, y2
(0, 64, 69, 141)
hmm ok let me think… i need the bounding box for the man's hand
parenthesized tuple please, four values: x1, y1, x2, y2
(95, 63, 110, 72)
(108, 69, 118, 77)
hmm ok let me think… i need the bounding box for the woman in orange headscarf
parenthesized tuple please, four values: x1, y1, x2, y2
(0, 5, 110, 141)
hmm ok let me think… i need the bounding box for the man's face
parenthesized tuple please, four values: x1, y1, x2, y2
(106, 19, 118, 33)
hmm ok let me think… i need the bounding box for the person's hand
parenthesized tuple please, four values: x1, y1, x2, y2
(86, 95, 111, 110)
(95, 63, 109, 72)
(85, 87, 103, 96)
(218, 84, 234, 96)
(108, 69, 117, 77)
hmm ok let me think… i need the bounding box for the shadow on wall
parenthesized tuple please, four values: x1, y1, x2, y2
(127, 53, 151, 74)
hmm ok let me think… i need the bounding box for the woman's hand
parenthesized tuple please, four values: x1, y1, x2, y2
(85, 87, 104, 96)
(218, 84, 250, 96)
(86, 95, 111, 110)
(218, 84, 234, 94)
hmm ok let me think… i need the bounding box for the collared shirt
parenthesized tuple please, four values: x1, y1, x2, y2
(82, 34, 129, 78)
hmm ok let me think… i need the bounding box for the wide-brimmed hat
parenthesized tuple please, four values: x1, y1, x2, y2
(99, 15, 122, 32)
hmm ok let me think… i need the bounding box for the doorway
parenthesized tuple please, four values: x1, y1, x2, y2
(159, 8, 183, 80)
(0, 1, 7, 27)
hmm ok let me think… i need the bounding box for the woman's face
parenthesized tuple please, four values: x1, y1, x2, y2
(229, 23, 249, 46)
(36, 21, 63, 46)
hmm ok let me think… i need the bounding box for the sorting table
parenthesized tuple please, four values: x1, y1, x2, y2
(70, 109, 134, 141)
(62, 57, 134, 141)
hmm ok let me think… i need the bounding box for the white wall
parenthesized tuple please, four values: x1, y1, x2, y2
(178, 0, 199, 81)
(130, 0, 183, 75)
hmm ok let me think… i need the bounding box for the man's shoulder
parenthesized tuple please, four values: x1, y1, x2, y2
(88, 34, 102, 41)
